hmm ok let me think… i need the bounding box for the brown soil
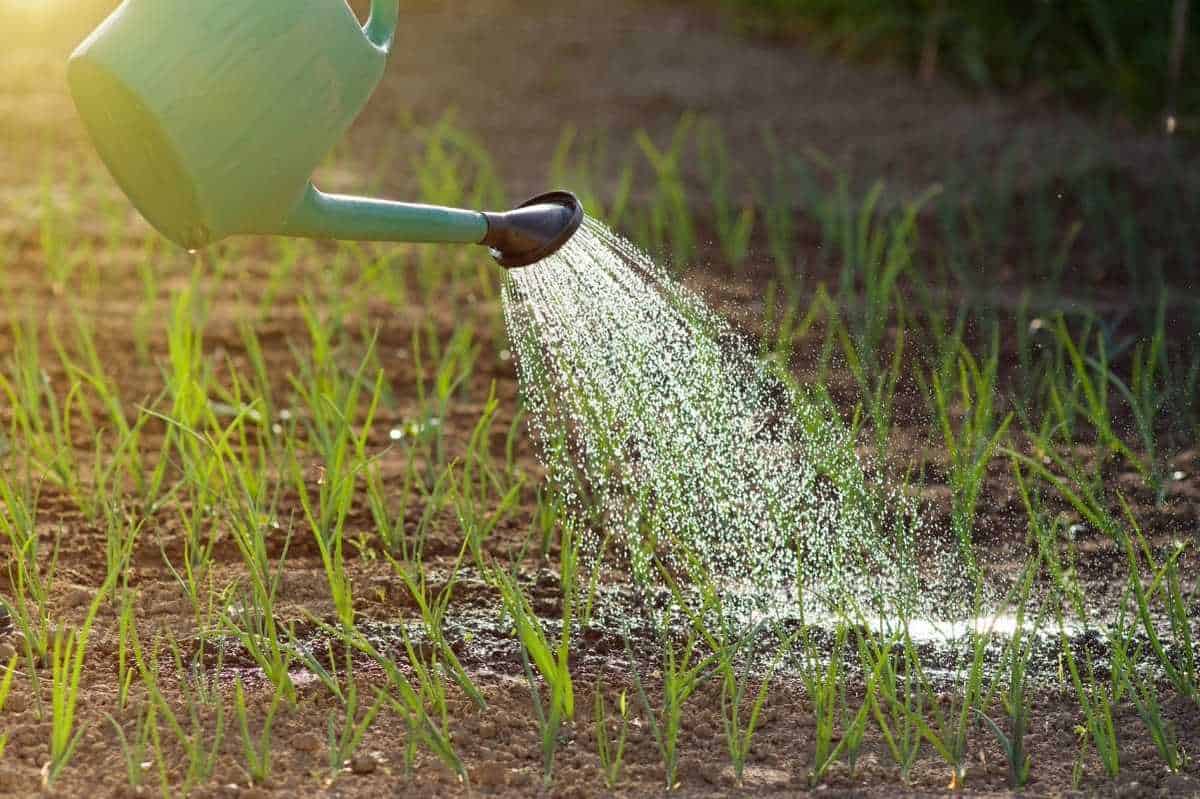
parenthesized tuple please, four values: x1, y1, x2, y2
(1, 1, 1198, 797)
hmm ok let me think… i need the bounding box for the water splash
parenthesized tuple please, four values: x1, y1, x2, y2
(502, 218, 930, 618)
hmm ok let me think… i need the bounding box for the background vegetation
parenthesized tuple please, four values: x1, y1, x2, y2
(720, 0, 1198, 126)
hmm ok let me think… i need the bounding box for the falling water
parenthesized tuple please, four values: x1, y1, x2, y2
(502, 218, 926, 618)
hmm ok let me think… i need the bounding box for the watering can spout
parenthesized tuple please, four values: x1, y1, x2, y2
(67, 0, 584, 267)
(279, 185, 489, 246)
(480, 192, 585, 268)
(279, 187, 584, 269)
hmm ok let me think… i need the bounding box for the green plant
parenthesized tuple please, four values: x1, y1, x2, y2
(1113, 499, 1196, 702)
(234, 679, 284, 784)
(310, 617, 468, 784)
(0, 655, 18, 758)
(1061, 617, 1123, 780)
(715, 628, 793, 784)
(800, 624, 854, 786)
(875, 622, 989, 790)
(1128, 667, 1186, 772)
(628, 620, 716, 790)
(549, 124, 634, 232)
(0, 472, 57, 675)
(134, 637, 228, 793)
(289, 319, 386, 630)
(1013, 446, 1197, 704)
(45, 576, 111, 785)
(0, 320, 84, 505)
(593, 688, 630, 789)
(108, 704, 157, 791)
(974, 565, 1039, 789)
(326, 666, 387, 777)
(634, 114, 697, 268)
(697, 118, 755, 269)
(388, 543, 486, 712)
(758, 127, 799, 286)
(218, 510, 296, 702)
(859, 633, 923, 784)
(926, 327, 1013, 588)
(494, 564, 574, 785)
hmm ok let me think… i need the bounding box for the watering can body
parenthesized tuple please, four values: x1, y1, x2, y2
(68, 0, 582, 265)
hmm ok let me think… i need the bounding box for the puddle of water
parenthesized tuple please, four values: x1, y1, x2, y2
(192, 566, 1193, 691)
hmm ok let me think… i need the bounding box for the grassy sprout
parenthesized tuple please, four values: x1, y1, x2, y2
(860, 632, 923, 784)
(697, 118, 755, 269)
(634, 114, 698, 268)
(594, 688, 630, 789)
(629, 619, 717, 790)
(974, 563, 1040, 789)
(108, 704, 157, 792)
(550, 123, 634, 232)
(926, 327, 1013, 588)
(799, 623, 860, 786)
(326, 671, 387, 778)
(0, 655, 17, 758)
(494, 561, 575, 785)
(234, 678, 283, 784)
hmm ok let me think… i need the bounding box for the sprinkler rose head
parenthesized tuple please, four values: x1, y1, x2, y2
(481, 191, 584, 268)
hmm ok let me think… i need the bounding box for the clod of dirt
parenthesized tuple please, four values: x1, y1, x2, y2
(473, 763, 509, 788)
(1164, 773, 1198, 795)
(0, 767, 30, 793)
(349, 753, 379, 775)
(699, 762, 728, 786)
(291, 732, 322, 753)
(64, 585, 92, 608)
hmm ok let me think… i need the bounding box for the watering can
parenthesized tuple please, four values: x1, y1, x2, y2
(66, 0, 582, 267)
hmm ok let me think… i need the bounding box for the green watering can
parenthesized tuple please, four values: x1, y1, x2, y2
(67, 0, 582, 267)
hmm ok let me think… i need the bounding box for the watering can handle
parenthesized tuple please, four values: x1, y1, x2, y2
(364, 0, 400, 53)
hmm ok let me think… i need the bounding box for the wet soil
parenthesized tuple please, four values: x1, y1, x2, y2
(1, 1, 1199, 797)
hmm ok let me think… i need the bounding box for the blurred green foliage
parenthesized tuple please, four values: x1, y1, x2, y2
(722, 0, 1198, 123)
